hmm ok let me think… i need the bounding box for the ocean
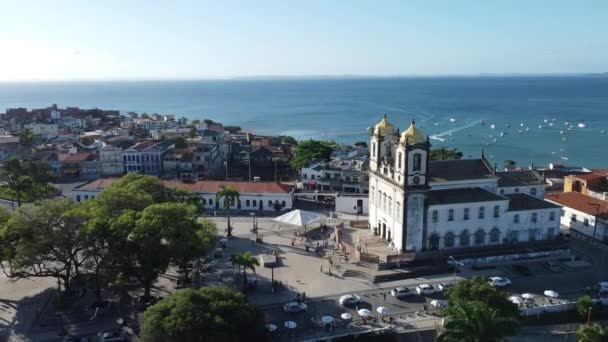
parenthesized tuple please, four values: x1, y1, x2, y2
(1, 76, 607, 168)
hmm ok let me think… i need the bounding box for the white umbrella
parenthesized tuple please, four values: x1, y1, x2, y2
(321, 316, 334, 324)
(521, 293, 536, 300)
(266, 324, 277, 332)
(340, 313, 352, 320)
(357, 309, 371, 317)
(509, 296, 524, 304)
(273, 209, 326, 227)
(284, 321, 297, 329)
(544, 290, 559, 298)
(376, 306, 389, 315)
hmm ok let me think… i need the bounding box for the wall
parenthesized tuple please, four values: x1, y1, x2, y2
(335, 195, 368, 215)
(504, 208, 561, 242)
(558, 206, 608, 241)
(498, 185, 544, 198)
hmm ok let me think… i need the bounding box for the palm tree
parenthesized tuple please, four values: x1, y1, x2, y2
(231, 252, 259, 290)
(230, 254, 242, 275)
(577, 323, 608, 342)
(216, 185, 240, 237)
(438, 301, 519, 342)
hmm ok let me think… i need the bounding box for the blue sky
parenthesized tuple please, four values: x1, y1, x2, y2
(0, 0, 606, 80)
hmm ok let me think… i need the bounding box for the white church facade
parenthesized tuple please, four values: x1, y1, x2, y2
(368, 115, 561, 254)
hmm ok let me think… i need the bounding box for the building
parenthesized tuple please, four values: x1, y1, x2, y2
(302, 156, 369, 194)
(546, 192, 608, 242)
(564, 170, 608, 201)
(367, 115, 561, 254)
(123, 140, 175, 176)
(72, 178, 295, 212)
(24, 123, 59, 140)
(99, 145, 125, 177)
(58, 151, 98, 179)
(163, 148, 195, 179)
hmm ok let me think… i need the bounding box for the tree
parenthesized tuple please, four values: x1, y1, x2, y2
(175, 137, 187, 149)
(19, 129, 33, 144)
(279, 135, 298, 145)
(430, 148, 463, 161)
(438, 301, 519, 342)
(1, 158, 56, 206)
(80, 136, 93, 146)
(577, 323, 608, 342)
(576, 295, 593, 319)
(1, 199, 85, 293)
(179, 117, 188, 125)
(216, 185, 240, 237)
(191, 119, 201, 125)
(141, 113, 150, 119)
(354, 141, 368, 148)
(290, 140, 336, 171)
(231, 252, 259, 290)
(444, 277, 519, 319)
(128, 112, 139, 118)
(141, 287, 267, 342)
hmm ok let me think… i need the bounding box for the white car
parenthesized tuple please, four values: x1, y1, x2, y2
(416, 284, 436, 295)
(339, 294, 361, 306)
(488, 276, 512, 287)
(438, 282, 455, 292)
(283, 302, 308, 313)
(390, 287, 413, 298)
(97, 331, 125, 342)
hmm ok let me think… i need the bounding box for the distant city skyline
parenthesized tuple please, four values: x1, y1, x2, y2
(1, 0, 607, 81)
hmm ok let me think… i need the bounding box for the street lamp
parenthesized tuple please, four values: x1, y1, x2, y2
(448, 256, 463, 280)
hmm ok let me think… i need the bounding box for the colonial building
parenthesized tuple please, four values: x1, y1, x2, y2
(367, 115, 561, 254)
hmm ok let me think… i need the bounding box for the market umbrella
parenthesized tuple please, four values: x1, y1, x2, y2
(340, 313, 352, 320)
(357, 309, 371, 317)
(509, 296, 524, 304)
(321, 316, 334, 324)
(266, 324, 277, 332)
(284, 321, 297, 329)
(521, 293, 536, 300)
(544, 290, 559, 298)
(376, 306, 389, 316)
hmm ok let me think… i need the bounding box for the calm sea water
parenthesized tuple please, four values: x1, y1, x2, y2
(1, 77, 607, 168)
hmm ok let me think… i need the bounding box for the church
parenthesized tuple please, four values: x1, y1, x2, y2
(368, 115, 562, 254)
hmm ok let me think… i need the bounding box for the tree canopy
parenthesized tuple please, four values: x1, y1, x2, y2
(279, 135, 298, 145)
(354, 141, 368, 148)
(290, 140, 336, 171)
(577, 323, 608, 342)
(141, 286, 267, 342)
(175, 137, 187, 148)
(0, 157, 55, 206)
(430, 148, 463, 161)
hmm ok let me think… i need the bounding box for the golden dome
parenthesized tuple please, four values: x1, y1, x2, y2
(373, 114, 396, 136)
(400, 119, 426, 145)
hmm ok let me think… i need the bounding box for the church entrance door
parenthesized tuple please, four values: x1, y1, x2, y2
(382, 223, 386, 239)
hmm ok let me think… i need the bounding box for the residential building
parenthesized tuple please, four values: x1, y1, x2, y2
(163, 148, 195, 179)
(546, 192, 608, 242)
(99, 145, 125, 177)
(123, 140, 174, 176)
(564, 170, 608, 201)
(24, 123, 59, 140)
(301, 156, 369, 193)
(58, 151, 98, 179)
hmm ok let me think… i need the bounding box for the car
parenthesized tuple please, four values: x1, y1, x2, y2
(488, 276, 512, 287)
(597, 282, 608, 293)
(283, 301, 308, 313)
(97, 330, 125, 342)
(390, 287, 413, 298)
(339, 294, 361, 306)
(416, 284, 436, 295)
(438, 282, 455, 292)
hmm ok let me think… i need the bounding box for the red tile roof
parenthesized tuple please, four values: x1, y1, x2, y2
(545, 192, 608, 219)
(76, 178, 292, 194)
(58, 152, 96, 163)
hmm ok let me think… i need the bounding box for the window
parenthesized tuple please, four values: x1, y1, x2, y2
(311, 174, 315, 180)
(463, 208, 469, 220)
(561, 210, 565, 217)
(303, 173, 307, 179)
(388, 197, 392, 214)
(513, 214, 520, 224)
(478, 207, 485, 219)
(371, 187, 375, 201)
(475, 230, 485, 245)
(448, 209, 454, 221)
(202, 198, 207, 205)
(353, 177, 359, 183)
(209, 199, 213, 205)
(396, 202, 401, 219)
(571, 214, 577, 222)
(413, 153, 422, 172)
(444, 233, 455, 248)
(377, 190, 382, 206)
(245, 200, 250, 207)
(547, 228, 555, 239)
(531, 213, 538, 223)
(493, 205, 500, 218)
(549, 212, 555, 221)
(500, 189, 505, 194)
(281, 200, 286, 208)
(528, 229, 537, 241)
(268, 200, 273, 207)
(459, 230, 470, 247)
(383, 193, 387, 211)
(398, 153, 402, 169)
(509, 230, 520, 243)
(252, 200, 257, 207)
(432, 210, 438, 223)
(490, 228, 500, 243)
(514, 187, 519, 193)
(530, 188, 537, 196)
(372, 142, 376, 157)
(584, 218, 589, 226)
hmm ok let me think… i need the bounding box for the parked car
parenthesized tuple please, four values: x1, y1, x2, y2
(488, 276, 512, 287)
(597, 282, 608, 293)
(339, 294, 361, 306)
(416, 284, 436, 295)
(390, 287, 413, 298)
(438, 282, 455, 292)
(283, 302, 308, 313)
(97, 330, 125, 342)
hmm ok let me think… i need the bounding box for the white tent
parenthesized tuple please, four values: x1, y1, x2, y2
(273, 209, 326, 227)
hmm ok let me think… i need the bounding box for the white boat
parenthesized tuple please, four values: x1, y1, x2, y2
(538, 125, 542, 129)
(490, 124, 496, 129)
(449, 118, 456, 122)
(548, 122, 554, 126)
(500, 132, 507, 136)
(602, 130, 606, 134)
(567, 127, 573, 131)
(434, 122, 439, 126)
(578, 123, 586, 128)
(560, 130, 564, 134)
(561, 156, 569, 160)
(520, 123, 524, 127)
(544, 119, 548, 123)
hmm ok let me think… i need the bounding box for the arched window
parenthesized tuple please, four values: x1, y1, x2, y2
(372, 142, 376, 157)
(383, 193, 387, 211)
(268, 200, 273, 207)
(530, 187, 537, 196)
(202, 198, 207, 205)
(459, 230, 470, 247)
(281, 200, 286, 208)
(396, 202, 401, 219)
(252, 199, 257, 207)
(490, 227, 500, 243)
(531, 213, 538, 223)
(429, 234, 440, 251)
(397, 153, 402, 169)
(245, 199, 250, 207)
(475, 229, 485, 245)
(371, 187, 375, 201)
(377, 190, 381, 206)
(444, 232, 455, 248)
(513, 214, 520, 223)
(514, 187, 519, 193)
(388, 197, 392, 215)
(413, 153, 422, 172)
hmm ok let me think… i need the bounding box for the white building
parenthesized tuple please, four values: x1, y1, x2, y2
(24, 123, 59, 139)
(546, 192, 608, 242)
(367, 115, 561, 253)
(72, 178, 295, 212)
(99, 145, 125, 177)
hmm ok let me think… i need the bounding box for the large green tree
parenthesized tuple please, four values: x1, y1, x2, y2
(0, 158, 56, 207)
(216, 185, 240, 237)
(430, 148, 463, 161)
(141, 287, 267, 342)
(290, 140, 336, 171)
(231, 251, 259, 291)
(438, 301, 519, 342)
(577, 323, 608, 342)
(444, 276, 519, 318)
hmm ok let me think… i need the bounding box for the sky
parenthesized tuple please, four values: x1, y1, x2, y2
(0, 0, 607, 81)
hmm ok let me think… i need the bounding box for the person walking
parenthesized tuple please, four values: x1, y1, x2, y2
(383, 292, 387, 301)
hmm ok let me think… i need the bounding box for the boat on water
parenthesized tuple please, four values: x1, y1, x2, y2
(602, 130, 606, 134)
(567, 127, 573, 131)
(560, 130, 565, 134)
(480, 121, 486, 126)
(561, 156, 569, 160)
(449, 118, 456, 122)
(538, 125, 542, 129)
(544, 119, 548, 123)
(490, 124, 496, 129)
(506, 124, 511, 128)
(500, 132, 508, 137)
(434, 122, 439, 126)
(517, 130, 524, 133)
(520, 123, 524, 127)
(548, 122, 555, 126)
(578, 123, 586, 128)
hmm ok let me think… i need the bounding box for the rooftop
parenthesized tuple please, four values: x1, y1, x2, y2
(428, 159, 496, 183)
(545, 192, 608, 219)
(505, 193, 560, 211)
(426, 187, 506, 206)
(497, 170, 544, 187)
